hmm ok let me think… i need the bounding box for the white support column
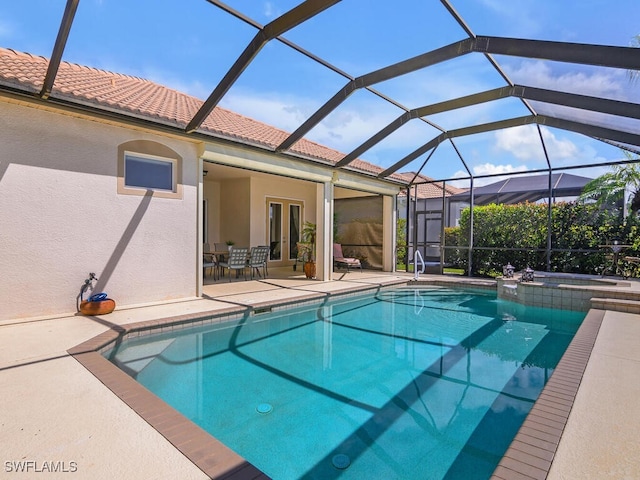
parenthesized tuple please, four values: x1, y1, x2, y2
(197, 156, 204, 296)
(383, 194, 397, 272)
(315, 181, 334, 281)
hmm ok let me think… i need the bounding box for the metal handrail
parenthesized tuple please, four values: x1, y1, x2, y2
(414, 250, 425, 280)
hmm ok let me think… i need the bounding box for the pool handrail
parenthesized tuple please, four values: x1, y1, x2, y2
(414, 250, 425, 280)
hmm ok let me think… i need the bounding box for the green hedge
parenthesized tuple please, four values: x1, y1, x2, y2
(396, 218, 407, 268)
(444, 202, 639, 277)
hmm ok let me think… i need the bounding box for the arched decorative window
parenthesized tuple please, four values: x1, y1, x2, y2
(117, 140, 183, 199)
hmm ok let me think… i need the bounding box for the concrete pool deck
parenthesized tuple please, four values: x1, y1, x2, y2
(1, 270, 639, 479)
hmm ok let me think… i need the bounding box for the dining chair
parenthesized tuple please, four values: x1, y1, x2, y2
(203, 243, 218, 279)
(203, 255, 218, 279)
(247, 245, 270, 279)
(218, 247, 249, 281)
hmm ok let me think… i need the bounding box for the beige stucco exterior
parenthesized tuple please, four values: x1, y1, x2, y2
(0, 99, 200, 320)
(1, 95, 402, 321)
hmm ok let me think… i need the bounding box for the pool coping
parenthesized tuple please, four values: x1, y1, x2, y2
(68, 303, 269, 480)
(490, 308, 604, 480)
(68, 280, 601, 480)
(67, 285, 403, 479)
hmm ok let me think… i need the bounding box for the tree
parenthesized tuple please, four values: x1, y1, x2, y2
(578, 151, 640, 216)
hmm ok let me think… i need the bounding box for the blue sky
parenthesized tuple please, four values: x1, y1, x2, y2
(1, 0, 639, 186)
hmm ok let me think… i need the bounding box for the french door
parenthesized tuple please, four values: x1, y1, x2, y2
(267, 197, 303, 268)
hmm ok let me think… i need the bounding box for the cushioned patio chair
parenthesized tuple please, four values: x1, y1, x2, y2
(247, 245, 270, 279)
(218, 246, 249, 281)
(333, 243, 362, 272)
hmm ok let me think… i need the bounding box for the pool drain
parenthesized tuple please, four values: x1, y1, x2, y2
(332, 454, 350, 470)
(256, 403, 273, 414)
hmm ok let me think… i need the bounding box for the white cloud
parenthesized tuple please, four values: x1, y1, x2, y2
(473, 163, 529, 176)
(263, 2, 281, 19)
(494, 126, 544, 161)
(221, 90, 314, 131)
(220, 88, 404, 154)
(379, 54, 497, 107)
(476, 0, 541, 37)
(505, 60, 626, 100)
(540, 128, 581, 160)
(492, 124, 621, 174)
(449, 163, 529, 188)
(494, 125, 579, 162)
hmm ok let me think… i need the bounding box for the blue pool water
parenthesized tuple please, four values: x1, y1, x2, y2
(106, 287, 584, 479)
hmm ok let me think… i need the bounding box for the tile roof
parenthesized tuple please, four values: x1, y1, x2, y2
(0, 48, 407, 183)
(395, 172, 465, 199)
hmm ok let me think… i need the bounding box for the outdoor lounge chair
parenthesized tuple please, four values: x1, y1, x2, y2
(247, 245, 270, 279)
(218, 247, 249, 281)
(333, 243, 362, 272)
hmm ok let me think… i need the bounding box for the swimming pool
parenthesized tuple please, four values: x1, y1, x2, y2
(106, 286, 585, 479)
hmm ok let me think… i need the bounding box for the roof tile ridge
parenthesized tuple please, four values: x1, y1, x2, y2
(58, 61, 204, 106)
(2, 48, 400, 179)
(212, 105, 351, 164)
(0, 47, 47, 62)
(61, 60, 153, 84)
(212, 105, 290, 132)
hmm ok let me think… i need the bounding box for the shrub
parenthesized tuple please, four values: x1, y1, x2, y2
(444, 201, 638, 277)
(396, 218, 407, 268)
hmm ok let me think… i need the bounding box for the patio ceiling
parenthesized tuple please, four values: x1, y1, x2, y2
(3, 0, 640, 187)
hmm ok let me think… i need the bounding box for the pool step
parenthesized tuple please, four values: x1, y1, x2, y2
(591, 297, 640, 314)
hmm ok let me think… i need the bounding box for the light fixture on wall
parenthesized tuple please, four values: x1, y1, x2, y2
(203, 170, 208, 177)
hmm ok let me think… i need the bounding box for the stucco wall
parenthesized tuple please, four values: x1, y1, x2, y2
(219, 178, 250, 247)
(203, 179, 221, 244)
(0, 100, 199, 320)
